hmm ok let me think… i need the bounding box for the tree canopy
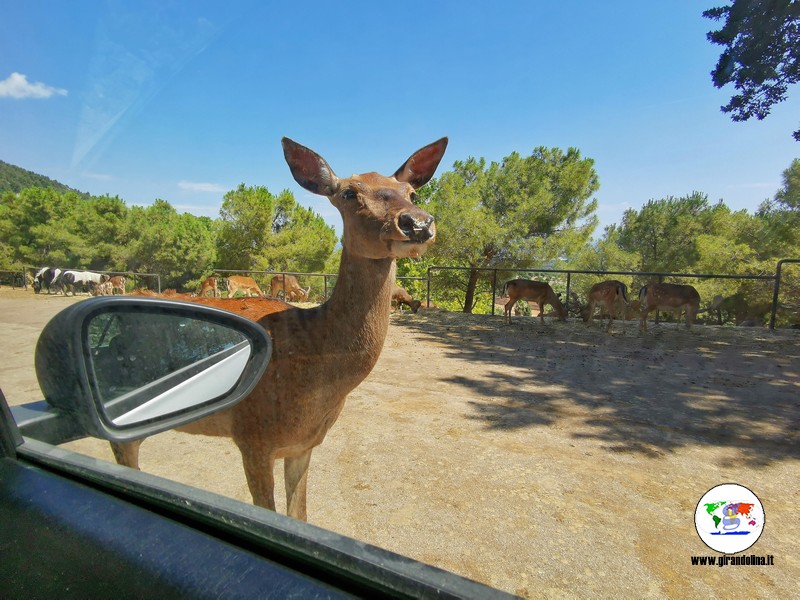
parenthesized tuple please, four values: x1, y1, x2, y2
(420, 147, 599, 312)
(704, 0, 800, 140)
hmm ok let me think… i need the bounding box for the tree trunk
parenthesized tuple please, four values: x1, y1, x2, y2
(463, 268, 480, 313)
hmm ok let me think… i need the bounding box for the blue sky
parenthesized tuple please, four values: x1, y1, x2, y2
(2, 1, 798, 239)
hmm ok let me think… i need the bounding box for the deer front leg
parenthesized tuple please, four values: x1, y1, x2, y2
(110, 439, 143, 469)
(284, 450, 312, 521)
(238, 442, 277, 511)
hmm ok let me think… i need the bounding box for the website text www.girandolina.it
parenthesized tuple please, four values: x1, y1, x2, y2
(691, 554, 774, 567)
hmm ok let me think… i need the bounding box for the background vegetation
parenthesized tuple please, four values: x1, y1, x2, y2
(1, 153, 798, 324)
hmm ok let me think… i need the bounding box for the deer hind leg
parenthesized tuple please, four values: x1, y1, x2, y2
(538, 302, 546, 325)
(605, 303, 614, 333)
(585, 299, 596, 327)
(238, 442, 277, 511)
(686, 305, 697, 329)
(284, 450, 312, 521)
(504, 300, 514, 324)
(110, 439, 143, 469)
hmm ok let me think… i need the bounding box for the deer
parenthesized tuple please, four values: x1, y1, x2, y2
(501, 279, 568, 325)
(198, 275, 221, 297)
(270, 274, 311, 302)
(110, 136, 447, 521)
(638, 282, 701, 332)
(584, 280, 629, 333)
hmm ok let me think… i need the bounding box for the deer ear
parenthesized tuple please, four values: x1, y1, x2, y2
(282, 138, 338, 196)
(393, 137, 448, 189)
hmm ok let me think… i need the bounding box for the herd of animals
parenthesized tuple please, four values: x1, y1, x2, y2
(29, 268, 315, 303)
(18, 137, 785, 523)
(29, 266, 764, 332)
(31, 266, 422, 315)
(500, 278, 703, 333)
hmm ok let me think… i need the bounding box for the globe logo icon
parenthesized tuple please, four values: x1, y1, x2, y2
(695, 483, 765, 554)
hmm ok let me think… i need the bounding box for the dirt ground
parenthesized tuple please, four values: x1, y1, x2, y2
(2, 286, 799, 599)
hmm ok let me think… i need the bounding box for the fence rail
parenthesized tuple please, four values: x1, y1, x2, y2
(8, 260, 798, 328)
(23, 267, 161, 294)
(427, 261, 798, 330)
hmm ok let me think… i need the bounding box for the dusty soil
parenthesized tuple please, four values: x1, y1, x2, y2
(2, 286, 799, 599)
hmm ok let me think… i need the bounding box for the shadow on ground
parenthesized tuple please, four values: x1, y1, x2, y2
(393, 311, 800, 467)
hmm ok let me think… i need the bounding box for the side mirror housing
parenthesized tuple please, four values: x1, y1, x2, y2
(34, 297, 272, 442)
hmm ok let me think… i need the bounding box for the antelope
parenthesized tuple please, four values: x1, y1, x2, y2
(502, 279, 567, 325)
(639, 282, 700, 332)
(110, 136, 447, 521)
(584, 280, 629, 333)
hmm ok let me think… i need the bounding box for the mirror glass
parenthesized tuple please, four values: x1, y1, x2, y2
(86, 311, 251, 426)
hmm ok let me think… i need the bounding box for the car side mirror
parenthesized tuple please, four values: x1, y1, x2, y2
(34, 297, 272, 442)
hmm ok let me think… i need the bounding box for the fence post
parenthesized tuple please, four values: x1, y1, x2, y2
(565, 272, 572, 316)
(769, 259, 789, 330)
(491, 269, 498, 316)
(426, 267, 432, 308)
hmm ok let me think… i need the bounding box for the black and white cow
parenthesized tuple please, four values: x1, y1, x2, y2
(56, 270, 105, 296)
(33, 267, 61, 294)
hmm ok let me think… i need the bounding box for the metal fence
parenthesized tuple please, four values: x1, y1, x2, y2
(11, 260, 796, 328)
(213, 270, 335, 302)
(22, 268, 162, 294)
(0, 269, 28, 288)
(426, 261, 800, 330)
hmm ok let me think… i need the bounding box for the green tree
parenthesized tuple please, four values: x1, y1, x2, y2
(616, 192, 714, 274)
(0, 187, 85, 266)
(126, 200, 216, 290)
(565, 226, 641, 306)
(755, 158, 800, 258)
(73, 195, 129, 270)
(423, 147, 599, 312)
(704, 0, 800, 140)
(215, 184, 336, 273)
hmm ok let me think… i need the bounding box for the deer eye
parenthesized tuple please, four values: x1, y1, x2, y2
(340, 188, 357, 200)
(410, 191, 418, 202)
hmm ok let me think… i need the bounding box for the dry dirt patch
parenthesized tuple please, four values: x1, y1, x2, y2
(1, 287, 799, 598)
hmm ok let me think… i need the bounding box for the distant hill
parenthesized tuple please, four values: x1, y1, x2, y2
(0, 160, 90, 197)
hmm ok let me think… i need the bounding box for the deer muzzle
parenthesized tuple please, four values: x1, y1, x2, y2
(397, 212, 436, 243)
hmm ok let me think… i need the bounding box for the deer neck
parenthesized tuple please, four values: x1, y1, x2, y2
(324, 248, 395, 352)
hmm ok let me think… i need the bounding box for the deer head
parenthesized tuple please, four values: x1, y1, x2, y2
(282, 137, 447, 260)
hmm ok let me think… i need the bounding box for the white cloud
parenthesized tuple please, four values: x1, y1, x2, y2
(0, 72, 68, 99)
(178, 180, 228, 193)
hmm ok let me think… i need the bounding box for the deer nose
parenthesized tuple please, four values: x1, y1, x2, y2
(398, 212, 435, 243)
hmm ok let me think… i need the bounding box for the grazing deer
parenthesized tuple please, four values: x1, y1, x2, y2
(585, 280, 629, 333)
(639, 282, 700, 332)
(270, 274, 311, 302)
(110, 136, 447, 521)
(391, 284, 422, 313)
(226, 275, 266, 298)
(501, 279, 567, 325)
(199, 276, 221, 297)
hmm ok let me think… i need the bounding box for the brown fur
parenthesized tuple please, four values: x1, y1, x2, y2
(199, 276, 220, 297)
(502, 279, 567, 325)
(270, 274, 310, 302)
(585, 280, 629, 333)
(391, 284, 421, 313)
(226, 275, 265, 298)
(638, 282, 701, 332)
(110, 136, 447, 521)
